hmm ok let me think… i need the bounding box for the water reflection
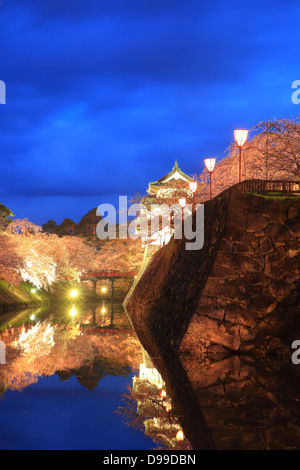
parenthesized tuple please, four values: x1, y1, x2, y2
(117, 351, 192, 450)
(3, 301, 297, 450)
(126, 347, 300, 450)
(0, 302, 141, 394)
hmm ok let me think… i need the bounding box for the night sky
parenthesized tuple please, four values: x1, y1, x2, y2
(1, 0, 300, 225)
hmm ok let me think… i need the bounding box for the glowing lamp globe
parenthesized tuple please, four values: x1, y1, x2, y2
(178, 198, 186, 208)
(234, 129, 249, 148)
(70, 289, 78, 298)
(101, 287, 107, 293)
(189, 182, 197, 193)
(176, 429, 184, 441)
(204, 158, 216, 173)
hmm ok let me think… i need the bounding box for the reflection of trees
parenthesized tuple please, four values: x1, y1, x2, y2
(117, 366, 192, 450)
(56, 359, 131, 391)
(0, 317, 142, 393)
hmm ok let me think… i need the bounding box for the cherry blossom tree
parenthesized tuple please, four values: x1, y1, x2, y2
(195, 117, 300, 199)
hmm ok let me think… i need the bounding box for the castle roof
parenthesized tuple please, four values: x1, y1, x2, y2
(148, 160, 194, 187)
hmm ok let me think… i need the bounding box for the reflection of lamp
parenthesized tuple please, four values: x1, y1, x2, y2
(204, 158, 216, 200)
(189, 182, 197, 212)
(176, 429, 184, 441)
(70, 289, 78, 298)
(234, 129, 249, 187)
(70, 306, 77, 317)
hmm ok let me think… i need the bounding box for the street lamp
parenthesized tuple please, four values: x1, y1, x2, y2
(178, 197, 186, 222)
(234, 129, 249, 187)
(204, 158, 216, 200)
(188, 181, 197, 212)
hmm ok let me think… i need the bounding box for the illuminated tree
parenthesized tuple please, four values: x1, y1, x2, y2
(195, 117, 300, 199)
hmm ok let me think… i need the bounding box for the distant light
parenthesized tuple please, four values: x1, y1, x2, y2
(101, 307, 106, 314)
(157, 382, 163, 389)
(176, 429, 184, 441)
(178, 198, 186, 208)
(189, 182, 197, 193)
(234, 129, 249, 148)
(160, 389, 167, 398)
(204, 158, 216, 173)
(70, 289, 78, 298)
(101, 287, 107, 293)
(31, 288, 37, 294)
(70, 307, 77, 317)
(30, 314, 35, 321)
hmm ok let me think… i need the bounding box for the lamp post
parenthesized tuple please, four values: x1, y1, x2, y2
(234, 129, 249, 188)
(189, 181, 197, 212)
(178, 197, 186, 222)
(204, 158, 216, 200)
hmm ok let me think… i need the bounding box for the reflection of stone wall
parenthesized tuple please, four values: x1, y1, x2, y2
(183, 356, 300, 450)
(179, 192, 300, 360)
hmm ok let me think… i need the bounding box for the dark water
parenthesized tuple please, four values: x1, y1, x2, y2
(0, 302, 157, 450)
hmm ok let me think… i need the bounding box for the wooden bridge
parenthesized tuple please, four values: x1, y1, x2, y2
(79, 325, 135, 336)
(80, 270, 137, 281)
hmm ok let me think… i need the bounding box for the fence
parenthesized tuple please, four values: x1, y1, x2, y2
(231, 179, 300, 195)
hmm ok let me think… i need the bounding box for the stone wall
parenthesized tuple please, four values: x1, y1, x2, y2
(179, 191, 300, 362)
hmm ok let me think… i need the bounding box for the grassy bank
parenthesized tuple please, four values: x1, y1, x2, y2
(0, 280, 51, 313)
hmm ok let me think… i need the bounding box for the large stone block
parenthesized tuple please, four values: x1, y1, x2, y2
(288, 219, 300, 237)
(250, 294, 277, 314)
(246, 212, 269, 233)
(187, 315, 241, 351)
(214, 251, 262, 272)
(224, 302, 257, 328)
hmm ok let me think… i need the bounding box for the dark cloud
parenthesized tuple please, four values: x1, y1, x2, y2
(0, 0, 299, 223)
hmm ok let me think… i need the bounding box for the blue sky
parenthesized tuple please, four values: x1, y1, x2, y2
(0, 0, 300, 224)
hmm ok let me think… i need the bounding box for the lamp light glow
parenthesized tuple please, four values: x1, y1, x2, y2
(204, 158, 216, 173)
(70, 289, 78, 298)
(189, 182, 197, 193)
(176, 429, 184, 441)
(234, 129, 249, 186)
(234, 129, 249, 147)
(101, 287, 107, 293)
(160, 389, 167, 398)
(178, 198, 186, 208)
